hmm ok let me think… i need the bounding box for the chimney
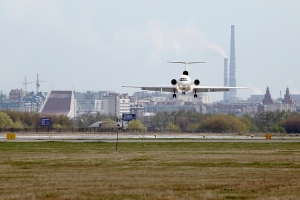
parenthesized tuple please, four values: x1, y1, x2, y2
(223, 58, 229, 101)
(229, 25, 237, 100)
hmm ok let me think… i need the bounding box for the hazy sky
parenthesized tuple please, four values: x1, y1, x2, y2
(1, 0, 299, 101)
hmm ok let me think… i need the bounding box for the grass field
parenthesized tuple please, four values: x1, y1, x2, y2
(0, 142, 300, 200)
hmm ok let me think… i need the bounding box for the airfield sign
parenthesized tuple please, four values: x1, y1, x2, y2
(122, 114, 136, 121)
(41, 118, 51, 126)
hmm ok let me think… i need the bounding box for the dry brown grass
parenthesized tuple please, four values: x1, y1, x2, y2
(0, 142, 300, 199)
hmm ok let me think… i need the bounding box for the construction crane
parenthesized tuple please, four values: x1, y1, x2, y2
(22, 77, 34, 93)
(36, 74, 46, 94)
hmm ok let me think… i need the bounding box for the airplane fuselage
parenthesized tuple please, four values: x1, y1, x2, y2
(177, 75, 193, 92)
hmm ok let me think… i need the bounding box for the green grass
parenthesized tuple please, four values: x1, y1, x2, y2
(0, 142, 300, 199)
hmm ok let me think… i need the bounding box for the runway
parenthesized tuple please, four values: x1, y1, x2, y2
(1, 132, 300, 143)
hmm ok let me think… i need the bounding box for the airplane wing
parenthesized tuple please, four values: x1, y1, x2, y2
(123, 85, 246, 93)
(193, 86, 247, 92)
(122, 85, 178, 92)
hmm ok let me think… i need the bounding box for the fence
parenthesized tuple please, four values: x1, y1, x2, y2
(0, 127, 232, 134)
(1, 127, 297, 134)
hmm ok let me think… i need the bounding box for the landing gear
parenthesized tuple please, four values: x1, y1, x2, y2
(182, 92, 186, 95)
(194, 89, 197, 98)
(173, 89, 177, 98)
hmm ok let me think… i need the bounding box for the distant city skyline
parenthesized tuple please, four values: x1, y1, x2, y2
(1, 1, 300, 101)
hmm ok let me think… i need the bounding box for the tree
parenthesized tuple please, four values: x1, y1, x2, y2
(281, 115, 300, 133)
(151, 112, 172, 128)
(165, 122, 181, 132)
(127, 120, 145, 131)
(13, 117, 24, 129)
(0, 112, 14, 128)
(102, 118, 116, 128)
(203, 115, 231, 132)
(176, 116, 189, 131)
(202, 114, 252, 133)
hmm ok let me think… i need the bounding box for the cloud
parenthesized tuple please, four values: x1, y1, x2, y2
(287, 80, 300, 94)
(145, 21, 227, 58)
(248, 84, 264, 94)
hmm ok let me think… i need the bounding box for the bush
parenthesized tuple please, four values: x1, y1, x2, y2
(165, 122, 181, 132)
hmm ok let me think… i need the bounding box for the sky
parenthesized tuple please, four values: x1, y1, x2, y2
(1, 0, 300, 101)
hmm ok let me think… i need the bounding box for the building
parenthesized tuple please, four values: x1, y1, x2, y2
(262, 87, 296, 112)
(40, 90, 76, 118)
(130, 104, 144, 117)
(9, 89, 26, 101)
(144, 104, 199, 113)
(120, 98, 130, 116)
(262, 87, 274, 105)
(282, 87, 296, 105)
(102, 93, 130, 116)
(75, 91, 114, 114)
(76, 99, 102, 113)
(0, 91, 46, 112)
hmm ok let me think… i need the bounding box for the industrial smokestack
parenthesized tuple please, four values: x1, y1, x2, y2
(223, 58, 229, 101)
(229, 25, 237, 100)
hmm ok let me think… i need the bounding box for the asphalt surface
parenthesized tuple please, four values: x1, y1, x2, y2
(1, 133, 300, 143)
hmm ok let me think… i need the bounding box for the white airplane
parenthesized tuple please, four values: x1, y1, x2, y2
(123, 61, 247, 98)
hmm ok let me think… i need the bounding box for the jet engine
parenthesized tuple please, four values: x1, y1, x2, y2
(194, 79, 200, 85)
(171, 79, 177, 85)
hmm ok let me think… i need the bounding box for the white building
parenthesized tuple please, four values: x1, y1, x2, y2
(177, 94, 212, 105)
(102, 94, 130, 116)
(76, 99, 102, 112)
(120, 98, 130, 115)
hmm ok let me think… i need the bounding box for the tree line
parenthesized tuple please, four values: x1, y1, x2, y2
(1, 110, 300, 133)
(0, 110, 73, 129)
(146, 110, 300, 133)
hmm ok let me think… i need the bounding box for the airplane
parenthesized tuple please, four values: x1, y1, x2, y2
(122, 61, 247, 98)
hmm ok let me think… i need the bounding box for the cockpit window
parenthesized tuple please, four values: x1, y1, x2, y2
(180, 78, 188, 81)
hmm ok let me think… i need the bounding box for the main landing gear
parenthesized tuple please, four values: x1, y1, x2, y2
(194, 89, 197, 98)
(182, 92, 186, 95)
(173, 89, 176, 98)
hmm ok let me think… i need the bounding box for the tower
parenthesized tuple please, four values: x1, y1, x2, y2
(262, 86, 274, 105)
(282, 87, 295, 105)
(229, 25, 237, 100)
(223, 58, 229, 101)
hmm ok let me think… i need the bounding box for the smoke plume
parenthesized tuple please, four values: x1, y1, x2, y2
(145, 22, 227, 58)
